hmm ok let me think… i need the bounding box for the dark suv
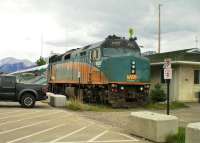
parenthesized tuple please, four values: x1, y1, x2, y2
(0, 75, 48, 108)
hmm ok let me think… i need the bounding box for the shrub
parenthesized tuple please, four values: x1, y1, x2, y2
(166, 127, 185, 143)
(150, 83, 166, 103)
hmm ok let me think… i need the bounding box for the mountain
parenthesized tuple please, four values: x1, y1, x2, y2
(0, 57, 36, 73)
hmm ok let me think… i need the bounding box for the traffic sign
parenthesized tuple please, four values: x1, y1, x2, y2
(164, 68, 172, 79)
(163, 58, 171, 69)
(164, 58, 172, 80)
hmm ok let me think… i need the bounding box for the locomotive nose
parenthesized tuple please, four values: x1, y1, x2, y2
(101, 55, 150, 83)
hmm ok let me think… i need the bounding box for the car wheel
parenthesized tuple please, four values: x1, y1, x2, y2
(20, 93, 36, 108)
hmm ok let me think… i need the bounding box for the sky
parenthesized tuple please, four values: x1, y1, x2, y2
(0, 0, 199, 62)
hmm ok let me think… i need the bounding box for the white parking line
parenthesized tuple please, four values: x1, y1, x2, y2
(87, 140, 139, 142)
(0, 111, 40, 120)
(86, 140, 140, 143)
(118, 133, 139, 141)
(7, 123, 66, 143)
(0, 111, 64, 126)
(88, 130, 108, 142)
(49, 126, 89, 143)
(0, 110, 22, 115)
(0, 120, 49, 135)
(36, 140, 139, 143)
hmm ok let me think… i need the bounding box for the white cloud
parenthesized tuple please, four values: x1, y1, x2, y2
(0, 0, 199, 62)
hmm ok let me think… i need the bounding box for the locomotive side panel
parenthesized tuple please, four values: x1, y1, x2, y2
(49, 61, 108, 84)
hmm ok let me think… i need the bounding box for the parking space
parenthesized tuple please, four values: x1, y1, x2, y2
(0, 102, 144, 143)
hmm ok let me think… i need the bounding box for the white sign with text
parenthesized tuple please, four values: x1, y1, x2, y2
(164, 58, 172, 79)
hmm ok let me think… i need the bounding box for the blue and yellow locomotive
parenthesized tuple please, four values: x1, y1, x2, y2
(48, 35, 150, 107)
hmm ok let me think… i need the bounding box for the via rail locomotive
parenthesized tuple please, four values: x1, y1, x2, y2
(48, 35, 150, 107)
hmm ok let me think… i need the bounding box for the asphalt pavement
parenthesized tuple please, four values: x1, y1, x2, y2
(0, 102, 145, 143)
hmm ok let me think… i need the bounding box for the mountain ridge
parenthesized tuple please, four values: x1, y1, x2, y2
(0, 57, 36, 73)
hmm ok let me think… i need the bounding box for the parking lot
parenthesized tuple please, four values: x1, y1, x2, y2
(0, 102, 144, 143)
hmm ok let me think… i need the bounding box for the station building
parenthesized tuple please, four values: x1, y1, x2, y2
(146, 48, 200, 102)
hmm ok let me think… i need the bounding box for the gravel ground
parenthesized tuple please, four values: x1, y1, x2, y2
(79, 103, 200, 134)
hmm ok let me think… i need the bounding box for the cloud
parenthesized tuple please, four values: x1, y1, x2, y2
(0, 0, 199, 61)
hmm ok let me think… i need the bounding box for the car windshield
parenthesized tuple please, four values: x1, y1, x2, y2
(16, 73, 47, 85)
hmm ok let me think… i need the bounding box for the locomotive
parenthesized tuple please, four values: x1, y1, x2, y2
(48, 35, 150, 107)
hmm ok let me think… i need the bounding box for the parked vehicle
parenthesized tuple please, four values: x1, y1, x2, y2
(0, 75, 48, 108)
(48, 35, 150, 107)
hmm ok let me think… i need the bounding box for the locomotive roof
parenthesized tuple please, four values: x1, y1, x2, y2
(71, 36, 139, 53)
(50, 35, 140, 60)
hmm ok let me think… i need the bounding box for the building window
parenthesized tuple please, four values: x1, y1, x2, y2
(160, 69, 165, 83)
(194, 70, 200, 84)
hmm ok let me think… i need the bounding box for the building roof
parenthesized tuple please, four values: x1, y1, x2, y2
(146, 48, 200, 65)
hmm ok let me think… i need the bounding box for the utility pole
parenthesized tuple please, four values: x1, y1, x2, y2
(40, 33, 44, 58)
(195, 36, 198, 48)
(158, 4, 162, 53)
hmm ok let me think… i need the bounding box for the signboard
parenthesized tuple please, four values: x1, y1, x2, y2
(163, 58, 172, 80)
(164, 68, 172, 79)
(163, 58, 171, 69)
(78, 71, 81, 78)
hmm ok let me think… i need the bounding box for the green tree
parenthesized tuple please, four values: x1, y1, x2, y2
(150, 83, 166, 103)
(36, 57, 46, 66)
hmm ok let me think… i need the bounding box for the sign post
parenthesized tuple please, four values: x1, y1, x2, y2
(163, 58, 172, 115)
(166, 79, 170, 115)
(78, 71, 81, 100)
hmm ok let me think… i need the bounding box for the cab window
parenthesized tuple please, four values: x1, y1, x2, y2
(64, 54, 71, 60)
(90, 48, 101, 61)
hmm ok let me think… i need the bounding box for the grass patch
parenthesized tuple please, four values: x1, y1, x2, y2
(66, 100, 189, 112)
(144, 102, 189, 110)
(166, 127, 185, 143)
(66, 100, 113, 112)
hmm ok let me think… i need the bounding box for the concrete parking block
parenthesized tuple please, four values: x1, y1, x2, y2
(46, 92, 54, 103)
(186, 122, 200, 143)
(49, 93, 66, 107)
(129, 111, 178, 142)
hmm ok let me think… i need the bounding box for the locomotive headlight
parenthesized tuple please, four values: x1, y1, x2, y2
(140, 86, 144, 91)
(131, 60, 136, 74)
(120, 86, 124, 90)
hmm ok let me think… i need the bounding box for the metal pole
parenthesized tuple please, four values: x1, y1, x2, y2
(41, 33, 44, 58)
(167, 79, 170, 115)
(195, 36, 198, 48)
(158, 4, 161, 53)
(78, 77, 80, 100)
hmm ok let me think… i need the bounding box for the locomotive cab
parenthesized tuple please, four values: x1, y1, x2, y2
(97, 35, 150, 107)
